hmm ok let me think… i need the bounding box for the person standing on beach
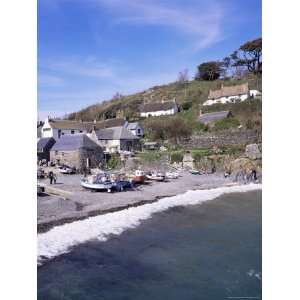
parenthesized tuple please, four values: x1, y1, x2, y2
(53, 173, 57, 184)
(48, 171, 54, 185)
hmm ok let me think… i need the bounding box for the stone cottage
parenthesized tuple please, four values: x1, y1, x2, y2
(50, 134, 104, 171)
(89, 126, 141, 153)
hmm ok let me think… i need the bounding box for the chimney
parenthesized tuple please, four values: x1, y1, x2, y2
(93, 119, 97, 124)
(221, 84, 224, 89)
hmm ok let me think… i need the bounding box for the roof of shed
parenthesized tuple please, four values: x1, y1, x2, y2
(199, 111, 231, 124)
(51, 134, 101, 151)
(96, 126, 139, 140)
(208, 83, 249, 99)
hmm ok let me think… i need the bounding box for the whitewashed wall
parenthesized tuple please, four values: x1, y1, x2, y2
(140, 106, 178, 118)
(203, 93, 250, 106)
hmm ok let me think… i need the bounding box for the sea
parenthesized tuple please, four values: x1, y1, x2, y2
(38, 184, 262, 300)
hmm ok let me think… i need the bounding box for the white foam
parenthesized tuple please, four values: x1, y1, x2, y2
(38, 183, 261, 265)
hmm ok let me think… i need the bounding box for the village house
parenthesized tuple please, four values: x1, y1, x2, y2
(203, 83, 261, 106)
(50, 134, 104, 170)
(126, 122, 144, 137)
(140, 99, 178, 117)
(37, 137, 56, 162)
(41, 117, 128, 139)
(198, 110, 233, 125)
(89, 126, 141, 154)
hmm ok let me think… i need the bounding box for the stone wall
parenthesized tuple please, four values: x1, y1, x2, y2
(50, 150, 80, 169)
(50, 148, 104, 171)
(182, 129, 261, 149)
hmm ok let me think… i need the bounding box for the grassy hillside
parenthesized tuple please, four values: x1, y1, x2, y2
(68, 74, 261, 122)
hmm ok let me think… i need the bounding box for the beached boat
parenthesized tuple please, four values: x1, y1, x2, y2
(81, 173, 115, 192)
(146, 172, 165, 181)
(165, 171, 179, 179)
(37, 182, 45, 195)
(131, 170, 146, 184)
(189, 169, 202, 175)
(58, 165, 75, 174)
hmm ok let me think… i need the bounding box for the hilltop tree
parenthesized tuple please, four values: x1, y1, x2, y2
(239, 38, 262, 74)
(195, 61, 224, 81)
(225, 38, 262, 76)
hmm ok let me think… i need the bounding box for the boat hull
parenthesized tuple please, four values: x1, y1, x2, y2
(80, 180, 115, 192)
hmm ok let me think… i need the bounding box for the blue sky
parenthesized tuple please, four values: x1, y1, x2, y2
(38, 0, 261, 119)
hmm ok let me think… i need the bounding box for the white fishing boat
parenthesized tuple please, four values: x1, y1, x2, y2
(165, 171, 179, 179)
(58, 165, 75, 174)
(81, 173, 115, 192)
(146, 172, 165, 181)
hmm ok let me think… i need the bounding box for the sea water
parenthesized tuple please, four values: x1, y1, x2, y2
(38, 186, 261, 300)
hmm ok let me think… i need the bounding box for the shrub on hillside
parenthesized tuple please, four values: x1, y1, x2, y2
(144, 116, 192, 143)
(181, 101, 193, 111)
(170, 151, 184, 163)
(214, 118, 240, 130)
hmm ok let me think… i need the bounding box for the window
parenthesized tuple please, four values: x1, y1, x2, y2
(71, 130, 75, 134)
(43, 128, 51, 132)
(79, 130, 83, 133)
(137, 129, 141, 134)
(55, 151, 58, 155)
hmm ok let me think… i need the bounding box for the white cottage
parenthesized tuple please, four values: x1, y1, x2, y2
(203, 83, 261, 106)
(140, 100, 178, 118)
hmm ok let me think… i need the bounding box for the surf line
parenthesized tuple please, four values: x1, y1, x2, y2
(38, 183, 261, 265)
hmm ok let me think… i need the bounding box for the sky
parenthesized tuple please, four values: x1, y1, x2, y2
(38, 0, 261, 120)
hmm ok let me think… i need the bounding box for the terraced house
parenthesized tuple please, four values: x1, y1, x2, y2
(41, 117, 128, 139)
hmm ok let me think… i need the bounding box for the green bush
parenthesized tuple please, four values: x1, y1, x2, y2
(214, 118, 240, 130)
(170, 151, 184, 163)
(137, 151, 163, 162)
(181, 101, 193, 111)
(192, 149, 211, 161)
(107, 154, 122, 169)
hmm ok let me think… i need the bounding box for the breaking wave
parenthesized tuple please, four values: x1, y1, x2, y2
(38, 183, 261, 265)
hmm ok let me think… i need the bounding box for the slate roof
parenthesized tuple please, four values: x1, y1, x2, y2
(48, 118, 127, 131)
(96, 126, 139, 140)
(93, 118, 127, 130)
(37, 137, 56, 151)
(199, 111, 232, 124)
(51, 134, 101, 151)
(208, 83, 249, 99)
(49, 120, 91, 130)
(140, 101, 177, 113)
